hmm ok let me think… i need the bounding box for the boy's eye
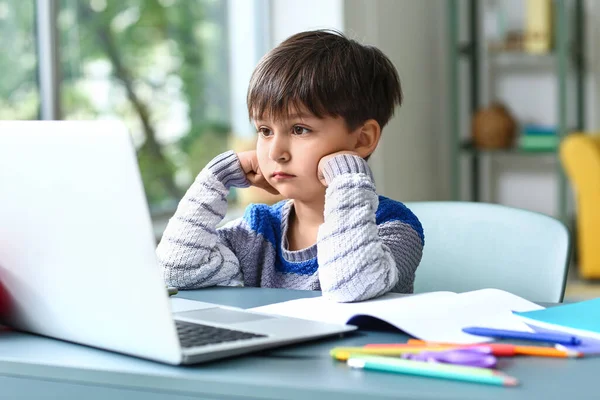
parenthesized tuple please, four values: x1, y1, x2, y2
(292, 125, 311, 135)
(257, 127, 272, 137)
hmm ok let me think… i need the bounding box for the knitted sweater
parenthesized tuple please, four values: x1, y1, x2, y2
(156, 151, 424, 302)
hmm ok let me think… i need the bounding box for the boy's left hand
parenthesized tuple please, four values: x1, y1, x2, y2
(317, 151, 361, 186)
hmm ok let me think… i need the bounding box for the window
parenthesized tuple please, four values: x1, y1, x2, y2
(1, 0, 269, 235)
(0, 0, 39, 119)
(59, 0, 232, 214)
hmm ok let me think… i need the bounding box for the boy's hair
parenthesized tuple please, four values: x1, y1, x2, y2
(247, 29, 403, 131)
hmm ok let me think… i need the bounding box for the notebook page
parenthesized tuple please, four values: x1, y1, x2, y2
(385, 288, 544, 343)
(249, 291, 456, 326)
(250, 288, 544, 344)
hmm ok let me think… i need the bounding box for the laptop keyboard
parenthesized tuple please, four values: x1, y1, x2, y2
(175, 320, 267, 348)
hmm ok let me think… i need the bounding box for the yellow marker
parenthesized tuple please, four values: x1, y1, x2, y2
(330, 346, 455, 361)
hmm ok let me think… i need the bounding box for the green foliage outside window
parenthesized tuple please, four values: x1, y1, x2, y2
(0, 0, 233, 212)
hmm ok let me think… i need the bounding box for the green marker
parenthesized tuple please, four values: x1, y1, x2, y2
(167, 286, 178, 296)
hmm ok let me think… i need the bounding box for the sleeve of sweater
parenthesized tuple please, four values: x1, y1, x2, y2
(156, 151, 252, 289)
(317, 154, 424, 302)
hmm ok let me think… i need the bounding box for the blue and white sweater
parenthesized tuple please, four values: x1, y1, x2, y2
(156, 151, 424, 302)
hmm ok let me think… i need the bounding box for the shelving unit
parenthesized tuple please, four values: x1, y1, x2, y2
(447, 0, 585, 222)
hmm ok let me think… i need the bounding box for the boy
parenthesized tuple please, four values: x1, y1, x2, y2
(156, 30, 424, 302)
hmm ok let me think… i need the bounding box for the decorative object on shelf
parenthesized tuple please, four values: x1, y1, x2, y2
(504, 30, 526, 51)
(525, 0, 553, 53)
(488, 30, 526, 52)
(471, 103, 517, 149)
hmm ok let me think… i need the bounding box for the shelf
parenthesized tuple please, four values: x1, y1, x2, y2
(448, 0, 584, 217)
(487, 50, 557, 69)
(460, 141, 557, 155)
(456, 45, 581, 71)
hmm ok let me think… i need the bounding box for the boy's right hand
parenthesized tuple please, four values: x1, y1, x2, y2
(237, 151, 279, 195)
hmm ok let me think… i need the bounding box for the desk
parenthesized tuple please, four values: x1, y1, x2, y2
(0, 287, 597, 400)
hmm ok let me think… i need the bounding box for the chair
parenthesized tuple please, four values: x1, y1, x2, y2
(404, 201, 571, 303)
(560, 133, 600, 279)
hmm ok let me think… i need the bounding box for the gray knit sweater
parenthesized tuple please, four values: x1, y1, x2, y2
(156, 151, 424, 302)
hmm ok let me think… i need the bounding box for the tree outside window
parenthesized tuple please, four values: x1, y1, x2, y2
(59, 0, 232, 214)
(0, 0, 241, 220)
(0, 0, 39, 119)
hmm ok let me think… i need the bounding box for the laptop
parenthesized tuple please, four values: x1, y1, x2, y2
(0, 120, 356, 365)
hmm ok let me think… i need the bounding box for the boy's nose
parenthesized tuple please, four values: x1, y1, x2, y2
(268, 135, 291, 163)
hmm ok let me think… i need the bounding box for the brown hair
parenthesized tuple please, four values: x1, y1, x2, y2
(247, 29, 403, 131)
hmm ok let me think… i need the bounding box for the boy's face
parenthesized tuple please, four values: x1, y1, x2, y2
(254, 107, 359, 202)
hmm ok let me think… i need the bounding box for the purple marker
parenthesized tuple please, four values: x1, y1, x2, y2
(402, 347, 498, 369)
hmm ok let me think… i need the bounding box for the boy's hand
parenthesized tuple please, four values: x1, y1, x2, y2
(317, 151, 361, 186)
(237, 151, 280, 195)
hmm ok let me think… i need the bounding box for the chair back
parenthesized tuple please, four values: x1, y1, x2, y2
(404, 201, 570, 303)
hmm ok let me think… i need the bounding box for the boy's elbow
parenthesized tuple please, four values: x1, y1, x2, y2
(320, 258, 400, 303)
(322, 289, 365, 303)
(160, 265, 184, 289)
(158, 259, 199, 289)
(319, 274, 371, 303)
(395, 239, 423, 283)
(321, 284, 390, 303)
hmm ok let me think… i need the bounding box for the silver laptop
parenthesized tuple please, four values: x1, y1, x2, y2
(0, 120, 356, 365)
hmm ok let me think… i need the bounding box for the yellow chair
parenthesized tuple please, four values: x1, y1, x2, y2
(560, 133, 600, 278)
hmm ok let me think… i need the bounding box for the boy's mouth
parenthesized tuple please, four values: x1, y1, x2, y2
(271, 172, 296, 179)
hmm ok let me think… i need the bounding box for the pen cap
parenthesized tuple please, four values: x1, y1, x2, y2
(486, 344, 516, 356)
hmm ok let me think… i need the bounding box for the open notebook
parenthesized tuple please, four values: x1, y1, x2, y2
(250, 289, 544, 344)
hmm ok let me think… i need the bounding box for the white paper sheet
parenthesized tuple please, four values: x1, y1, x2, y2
(250, 288, 544, 344)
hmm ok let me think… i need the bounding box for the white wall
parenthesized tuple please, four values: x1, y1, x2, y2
(343, 0, 444, 201)
(228, 0, 344, 138)
(270, 0, 344, 45)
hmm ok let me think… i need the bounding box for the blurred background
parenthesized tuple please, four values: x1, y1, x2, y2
(2, 0, 599, 300)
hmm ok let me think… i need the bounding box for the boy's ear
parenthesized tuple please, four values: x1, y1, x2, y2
(354, 119, 381, 158)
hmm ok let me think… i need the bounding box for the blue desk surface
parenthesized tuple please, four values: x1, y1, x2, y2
(0, 287, 597, 400)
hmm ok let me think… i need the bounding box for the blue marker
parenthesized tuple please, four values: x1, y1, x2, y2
(462, 327, 581, 346)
